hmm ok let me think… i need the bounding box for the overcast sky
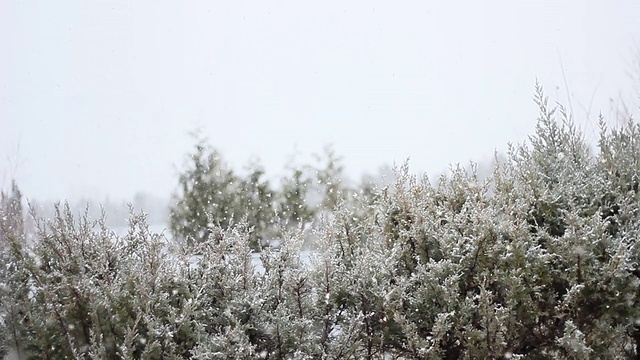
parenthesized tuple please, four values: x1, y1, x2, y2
(1, 0, 639, 202)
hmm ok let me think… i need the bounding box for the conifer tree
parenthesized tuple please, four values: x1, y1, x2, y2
(169, 136, 242, 247)
(239, 160, 276, 250)
(278, 165, 315, 232)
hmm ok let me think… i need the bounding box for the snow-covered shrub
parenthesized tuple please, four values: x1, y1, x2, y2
(0, 204, 197, 359)
(0, 181, 28, 359)
(305, 84, 640, 358)
(179, 224, 265, 359)
(2, 85, 640, 359)
(269, 84, 639, 359)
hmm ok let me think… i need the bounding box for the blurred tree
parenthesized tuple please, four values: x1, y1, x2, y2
(239, 160, 276, 250)
(277, 163, 315, 232)
(311, 145, 350, 212)
(169, 136, 242, 247)
(0, 180, 24, 242)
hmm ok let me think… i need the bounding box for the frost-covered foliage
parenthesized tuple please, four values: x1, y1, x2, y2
(322, 84, 640, 358)
(3, 86, 640, 358)
(0, 181, 26, 359)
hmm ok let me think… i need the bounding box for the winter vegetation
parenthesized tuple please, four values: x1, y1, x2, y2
(168, 138, 381, 251)
(2, 84, 640, 358)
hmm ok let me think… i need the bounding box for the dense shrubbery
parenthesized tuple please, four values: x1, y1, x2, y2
(2, 86, 640, 358)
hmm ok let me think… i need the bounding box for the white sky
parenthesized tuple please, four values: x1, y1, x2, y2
(1, 0, 639, 202)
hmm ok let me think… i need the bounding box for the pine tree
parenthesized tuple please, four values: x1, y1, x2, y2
(169, 137, 242, 247)
(278, 165, 315, 232)
(312, 145, 350, 212)
(239, 160, 276, 250)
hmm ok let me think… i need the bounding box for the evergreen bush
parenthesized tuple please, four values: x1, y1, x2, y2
(1, 85, 640, 358)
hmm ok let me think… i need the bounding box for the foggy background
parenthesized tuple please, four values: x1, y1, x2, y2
(2, 0, 639, 225)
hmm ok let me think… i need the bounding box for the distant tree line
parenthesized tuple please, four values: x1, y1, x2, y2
(168, 137, 389, 251)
